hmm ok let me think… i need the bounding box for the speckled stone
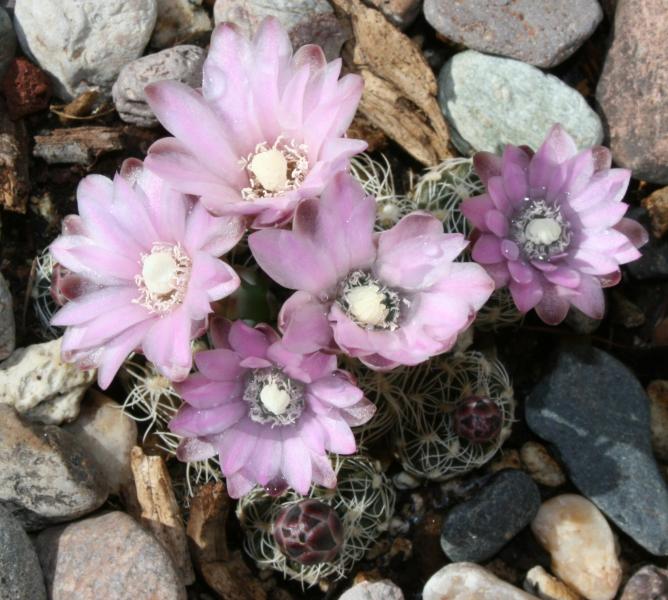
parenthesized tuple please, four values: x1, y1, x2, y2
(620, 565, 668, 600)
(112, 45, 205, 127)
(596, 0, 668, 184)
(150, 0, 211, 49)
(0, 505, 47, 600)
(0, 405, 108, 531)
(14, 0, 158, 100)
(526, 344, 668, 556)
(438, 50, 603, 156)
(213, 0, 348, 61)
(35, 511, 186, 600)
(440, 470, 540, 562)
(424, 0, 602, 68)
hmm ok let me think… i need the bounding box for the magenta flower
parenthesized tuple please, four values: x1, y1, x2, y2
(49, 160, 244, 389)
(170, 318, 375, 498)
(144, 18, 365, 228)
(248, 173, 494, 370)
(461, 124, 648, 325)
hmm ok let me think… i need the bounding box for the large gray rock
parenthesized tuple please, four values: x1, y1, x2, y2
(596, 0, 668, 184)
(35, 511, 187, 600)
(214, 0, 348, 61)
(14, 0, 158, 100)
(526, 345, 668, 556)
(440, 470, 540, 562)
(0, 405, 108, 531)
(0, 337, 95, 424)
(112, 45, 205, 127)
(438, 50, 603, 156)
(424, 0, 602, 68)
(0, 272, 14, 360)
(0, 7, 15, 78)
(0, 505, 47, 600)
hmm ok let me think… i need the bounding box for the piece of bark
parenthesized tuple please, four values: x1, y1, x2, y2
(187, 482, 267, 600)
(33, 126, 123, 165)
(347, 113, 388, 153)
(332, 0, 454, 165)
(642, 186, 668, 238)
(187, 481, 230, 565)
(130, 446, 195, 586)
(0, 103, 29, 212)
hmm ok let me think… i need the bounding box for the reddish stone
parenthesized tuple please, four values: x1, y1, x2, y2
(1, 57, 51, 120)
(596, 0, 668, 184)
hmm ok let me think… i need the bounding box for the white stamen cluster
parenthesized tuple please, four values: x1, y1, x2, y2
(134, 243, 191, 314)
(338, 270, 405, 331)
(511, 199, 571, 261)
(243, 367, 305, 427)
(240, 136, 309, 201)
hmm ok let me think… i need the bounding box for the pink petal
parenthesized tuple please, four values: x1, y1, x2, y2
(279, 292, 333, 354)
(461, 194, 495, 231)
(488, 176, 512, 212)
(96, 320, 153, 389)
(51, 287, 138, 327)
(508, 260, 534, 284)
(281, 432, 312, 493)
(145, 81, 245, 185)
(228, 320, 271, 359)
(543, 266, 581, 289)
(248, 221, 340, 294)
(484, 209, 509, 237)
(473, 151, 502, 184)
(308, 374, 364, 408)
(472, 234, 503, 264)
(509, 278, 544, 313)
(502, 145, 530, 203)
(251, 428, 283, 485)
(569, 275, 605, 320)
(170, 401, 247, 437)
(535, 284, 570, 325)
(194, 349, 244, 382)
(500, 239, 520, 261)
(142, 307, 193, 382)
(614, 217, 649, 249)
(175, 373, 242, 409)
(216, 419, 260, 476)
(319, 414, 356, 454)
(75, 303, 151, 348)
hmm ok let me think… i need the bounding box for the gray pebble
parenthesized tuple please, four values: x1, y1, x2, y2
(526, 344, 668, 556)
(438, 50, 603, 156)
(112, 45, 205, 127)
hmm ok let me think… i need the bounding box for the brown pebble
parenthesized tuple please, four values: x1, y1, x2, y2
(620, 565, 668, 600)
(1, 57, 51, 119)
(642, 187, 668, 238)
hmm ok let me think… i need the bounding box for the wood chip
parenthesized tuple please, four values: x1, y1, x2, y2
(332, 0, 454, 165)
(187, 482, 267, 600)
(33, 126, 123, 165)
(0, 104, 29, 213)
(130, 446, 195, 586)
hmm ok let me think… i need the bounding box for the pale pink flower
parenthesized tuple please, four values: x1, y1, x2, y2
(50, 160, 243, 388)
(248, 173, 494, 370)
(461, 125, 648, 324)
(171, 318, 375, 498)
(144, 18, 365, 228)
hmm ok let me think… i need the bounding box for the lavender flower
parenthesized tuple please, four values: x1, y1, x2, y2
(170, 318, 375, 498)
(144, 18, 365, 228)
(249, 173, 494, 370)
(49, 160, 243, 389)
(461, 125, 648, 325)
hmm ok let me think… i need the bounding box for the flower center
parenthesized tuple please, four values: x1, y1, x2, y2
(134, 243, 191, 314)
(241, 136, 309, 201)
(511, 199, 571, 261)
(337, 270, 406, 331)
(243, 367, 305, 427)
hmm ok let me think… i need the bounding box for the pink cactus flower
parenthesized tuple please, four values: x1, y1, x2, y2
(248, 173, 494, 370)
(461, 124, 648, 325)
(170, 318, 375, 498)
(144, 18, 365, 229)
(49, 160, 244, 389)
